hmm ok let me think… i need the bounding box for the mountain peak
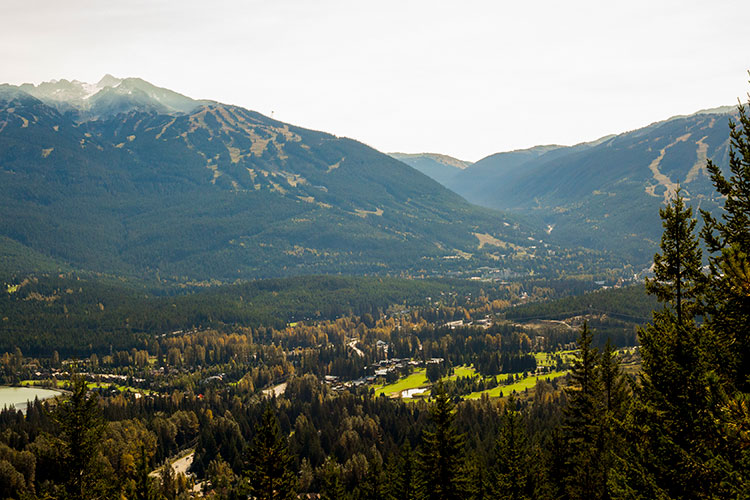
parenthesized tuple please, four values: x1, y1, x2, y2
(10, 75, 201, 120)
(0, 84, 552, 280)
(97, 74, 122, 88)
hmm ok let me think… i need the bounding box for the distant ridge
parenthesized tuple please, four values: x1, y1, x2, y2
(16, 75, 208, 120)
(0, 76, 605, 281)
(390, 152, 471, 169)
(425, 106, 737, 262)
(390, 152, 471, 187)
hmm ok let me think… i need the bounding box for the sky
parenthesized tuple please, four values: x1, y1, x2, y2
(2, 0, 749, 161)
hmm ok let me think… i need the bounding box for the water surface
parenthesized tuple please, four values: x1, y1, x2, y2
(0, 386, 62, 414)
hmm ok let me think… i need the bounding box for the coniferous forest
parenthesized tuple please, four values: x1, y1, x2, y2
(1, 66, 750, 500)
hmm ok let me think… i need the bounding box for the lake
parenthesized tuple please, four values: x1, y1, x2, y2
(0, 386, 62, 414)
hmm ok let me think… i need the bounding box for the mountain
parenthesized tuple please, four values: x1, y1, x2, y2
(431, 108, 736, 262)
(15, 75, 206, 120)
(448, 145, 568, 195)
(389, 152, 471, 187)
(0, 78, 604, 281)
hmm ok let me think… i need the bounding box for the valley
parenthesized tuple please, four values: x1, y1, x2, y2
(0, 74, 747, 500)
(396, 106, 736, 263)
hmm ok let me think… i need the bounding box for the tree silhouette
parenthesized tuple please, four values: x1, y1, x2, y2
(245, 404, 297, 500)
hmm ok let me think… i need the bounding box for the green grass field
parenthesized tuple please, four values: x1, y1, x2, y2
(373, 365, 479, 398)
(373, 368, 429, 397)
(372, 363, 568, 400)
(20, 379, 151, 394)
(465, 370, 569, 399)
(535, 350, 578, 367)
(448, 366, 476, 379)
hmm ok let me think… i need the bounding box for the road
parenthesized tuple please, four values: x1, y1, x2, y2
(348, 339, 364, 357)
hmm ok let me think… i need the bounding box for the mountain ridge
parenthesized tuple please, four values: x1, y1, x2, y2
(0, 78, 610, 281)
(13, 75, 209, 121)
(420, 106, 737, 261)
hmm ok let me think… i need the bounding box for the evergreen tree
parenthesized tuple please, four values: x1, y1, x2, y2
(562, 322, 606, 500)
(159, 460, 176, 500)
(389, 441, 418, 500)
(646, 190, 705, 327)
(542, 428, 568, 500)
(626, 191, 717, 498)
(320, 458, 347, 500)
(135, 445, 154, 500)
(359, 454, 386, 500)
(418, 382, 466, 500)
(599, 341, 628, 417)
(700, 97, 750, 392)
(617, 164, 745, 498)
(697, 89, 750, 498)
(56, 371, 109, 500)
(465, 455, 491, 500)
(597, 341, 628, 498)
(244, 404, 298, 500)
(494, 395, 530, 500)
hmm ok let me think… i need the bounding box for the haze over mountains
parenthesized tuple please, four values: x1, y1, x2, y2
(395, 106, 736, 261)
(1, 76, 595, 282)
(388, 152, 472, 187)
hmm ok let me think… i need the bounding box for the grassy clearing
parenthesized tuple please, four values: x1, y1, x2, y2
(465, 370, 569, 399)
(373, 365, 477, 398)
(373, 363, 568, 401)
(447, 365, 476, 379)
(535, 350, 578, 367)
(20, 379, 150, 394)
(373, 369, 429, 397)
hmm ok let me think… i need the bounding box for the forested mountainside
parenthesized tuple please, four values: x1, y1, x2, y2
(418, 108, 735, 263)
(1, 75, 747, 500)
(0, 79, 617, 281)
(389, 152, 471, 187)
(2, 180, 749, 499)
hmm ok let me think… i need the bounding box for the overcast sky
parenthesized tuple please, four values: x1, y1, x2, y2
(3, 0, 749, 161)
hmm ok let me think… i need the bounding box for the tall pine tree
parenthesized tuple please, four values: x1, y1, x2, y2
(56, 371, 109, 500)
(697, 87, 750, 497)
(388, 440, 418, 500)
(700, 97, 750, 392)
(646, 189, 705, 327)
(561, 321, 606, 500)
(418, 382, 466, 500)
(618, 185, 741, 498)
(494, 395, 530, 500)
(244, 404, 298, 500)
(319, 457, 347, 500)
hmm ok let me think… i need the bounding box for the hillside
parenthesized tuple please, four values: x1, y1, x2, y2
(389, 152, 471, 186)
(436, 108, 735, 262)
(0, 78, 612, 281)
